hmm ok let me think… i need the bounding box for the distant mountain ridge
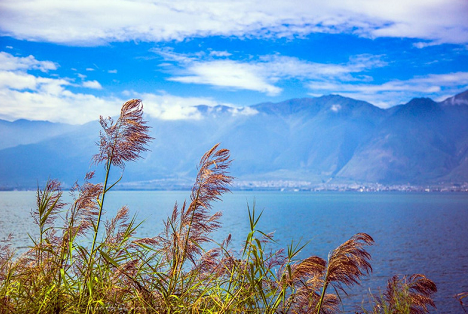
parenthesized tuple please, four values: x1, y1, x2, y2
(0, 119, 78, 150)
(1, 90, 468, 189)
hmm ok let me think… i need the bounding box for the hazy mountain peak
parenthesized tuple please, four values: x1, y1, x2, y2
(406, 97, 435, 105)
(195, 104, 258, 117)
(440, 89, 468, 106)
(392, 97, 439, 116)
(251, 98, 314, 115)
(318, 94, 350, 101)
(250, 94, 381, 118)
(12, 119, 54, 125)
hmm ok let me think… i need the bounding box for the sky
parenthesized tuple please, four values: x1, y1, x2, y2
(1, 0, 468, 124)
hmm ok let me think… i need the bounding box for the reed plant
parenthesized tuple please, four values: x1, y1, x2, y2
(360, 274, 437, 314)
(0, 99, 439, 313)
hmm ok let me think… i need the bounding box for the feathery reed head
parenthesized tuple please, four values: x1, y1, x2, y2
(155, 144, 232, 272)
(382, 274, 437, 314)
(74, 181, 102, 221)
(294, 285, 339, 314)
(326, 233, 374, 287)
(94, 99, 152, 168)
(190, 143, 233, 211)
(33, 179, 66, 229)
(104, 206, 131, 245)
(290, 256, 326, 283)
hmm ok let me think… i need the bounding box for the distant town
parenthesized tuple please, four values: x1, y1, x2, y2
(2, 179, 468, 192)
(230, 180, 468, 192)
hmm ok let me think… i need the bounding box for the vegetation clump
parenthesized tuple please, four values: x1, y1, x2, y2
(0, 100, 438, 313)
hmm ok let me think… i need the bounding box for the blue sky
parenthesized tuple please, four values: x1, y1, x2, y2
(1, 0, 468, 124)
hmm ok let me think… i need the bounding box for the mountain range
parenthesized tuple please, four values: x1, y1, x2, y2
(1, 90, 468, 190)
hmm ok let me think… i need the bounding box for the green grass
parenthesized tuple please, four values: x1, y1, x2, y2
(0, 100, 439, 313)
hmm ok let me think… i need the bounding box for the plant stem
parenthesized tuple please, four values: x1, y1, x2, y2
(90, 157, 112, 257)
(80, 157, 112, 310)
(316, 270, 330, 314)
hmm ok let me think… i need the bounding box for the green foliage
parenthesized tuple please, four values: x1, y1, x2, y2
(0, 99, 438, 313)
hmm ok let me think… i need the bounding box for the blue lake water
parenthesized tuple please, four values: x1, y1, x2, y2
(1, 190, 467, 313)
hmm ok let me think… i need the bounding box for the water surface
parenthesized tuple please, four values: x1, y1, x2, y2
(1, 191, 467, 313)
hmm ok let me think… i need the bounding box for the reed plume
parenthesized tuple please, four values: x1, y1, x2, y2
(316, 233, 374, 313)
(290, 256, 327, 284)
(93, 99, 152, 168)
(32, 179, 66, 252)
(365, 274, 437, 314)
(148, 144, 233, 311)
(156, 144, 232, 268)
(67, 177, 103, 238)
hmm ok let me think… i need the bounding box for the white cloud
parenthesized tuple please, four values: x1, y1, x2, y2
(209, 51, 232, 57)
(0, 53, 67, 94)
(230, 106, 258, 116)
(156, 50, 387, 96)
(82, 80, 102, 89)
(126, 91, 240, 120)
(170, 60, 283, 96)
(0, 52, 121, 123)
(108, 69, 118, 73)
(1, 88, 122, 124)
(0, 52, 248, 123)
(330, 104, 341, 112)
(85, 68, 95, 71)
(307, 72, 468, 107)
(0, 51, 57, 72)
(0, 71, 45, 90)
(0, 0, 466, 45)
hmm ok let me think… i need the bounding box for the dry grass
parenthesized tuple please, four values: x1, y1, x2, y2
(0, 99, 441, 313)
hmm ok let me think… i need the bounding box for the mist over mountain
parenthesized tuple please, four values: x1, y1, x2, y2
(1, 90, 468, 189)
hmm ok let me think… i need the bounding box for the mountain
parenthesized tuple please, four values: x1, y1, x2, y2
(440, 89, 468, 106)
(337, 98, 454, 183)
(1, 90, 468, 189)
(0, 120, 100, 188)
(0, 119, 78, 150)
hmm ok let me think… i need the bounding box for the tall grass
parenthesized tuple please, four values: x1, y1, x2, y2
(0, 100, 439, 313)
(361, 274, 437, 314)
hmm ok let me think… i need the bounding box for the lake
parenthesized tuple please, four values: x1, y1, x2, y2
(1, 190, 467, 313)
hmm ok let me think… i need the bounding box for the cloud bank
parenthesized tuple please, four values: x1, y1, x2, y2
(154, 49, 387, 96)
(0, 52, 242, 123)
(307, 72, 468, 107)
(1, 0, 467, 45)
